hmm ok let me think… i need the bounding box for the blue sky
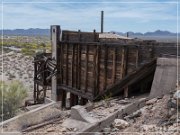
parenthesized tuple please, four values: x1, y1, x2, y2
(0, 0, 179, 33)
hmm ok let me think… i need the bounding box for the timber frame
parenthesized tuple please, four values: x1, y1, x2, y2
(33, 25, 178, 107)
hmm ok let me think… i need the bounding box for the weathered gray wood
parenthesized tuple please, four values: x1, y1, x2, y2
(51, 25, 61, 101)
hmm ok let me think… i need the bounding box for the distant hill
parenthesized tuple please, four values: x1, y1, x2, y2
(112, 30, 179, 42)
(112, 30, 178, 37)
(0, 29, 178, 38)
(0, 28, 50, 36)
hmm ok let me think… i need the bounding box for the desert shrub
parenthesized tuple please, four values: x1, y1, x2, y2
(0, 81, 27, 121)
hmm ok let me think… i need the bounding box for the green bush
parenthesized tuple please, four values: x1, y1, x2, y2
(0, 81, 27, 121)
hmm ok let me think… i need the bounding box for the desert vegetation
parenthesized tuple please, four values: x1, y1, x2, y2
(0, 36, 51, 56)
(0, 81, 27, 121)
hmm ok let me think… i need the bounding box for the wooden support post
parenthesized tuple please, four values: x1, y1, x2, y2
(71, 45, 75, 87)
(125, 48, 129, 76)
(75, 44, 78, 88)
(136, 46, 139, 68)
(124, 86, 128, 98)
(66, 44, 69, 85)
(70, 93, 75, 107)
(95, 45, 100, 95)
(85, 45, 89, 92)
(51, 25, 61, 102)
(121, 47, 125, 79)
(70, 93, 78, 107)
(121, 47, 128, 79)
(33, 61, 37, 103)
(93, 46, 97, 96)
(77, 30, 82, 90)
(104, 46, 108, 90)
(112, 48, 117, 84)
(61, 91, 67, 108)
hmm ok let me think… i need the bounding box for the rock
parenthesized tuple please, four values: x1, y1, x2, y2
(118, 100, 131, 105)
(103, 127, 111, 133)
(111, 127, 119, 132)
(173, 90, 180, 105)
(47, 127, 55, 132)
(173, 90, 180, 99)
(167, 99, 177, 109)
(61, 127, 67, 132)
(124, 110, 141, 120)
(140, 125, 156, 132)
(168, 108, 176, 116)
(146, 98, 157, 105)
(113, 119, 129, 129)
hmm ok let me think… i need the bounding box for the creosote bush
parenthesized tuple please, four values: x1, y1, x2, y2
(0, 81, 27, 121)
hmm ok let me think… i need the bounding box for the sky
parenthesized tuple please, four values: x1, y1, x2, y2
(0, 0, 179, 33)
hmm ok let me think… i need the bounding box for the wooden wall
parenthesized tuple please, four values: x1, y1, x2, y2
(50, 26, 178, 107)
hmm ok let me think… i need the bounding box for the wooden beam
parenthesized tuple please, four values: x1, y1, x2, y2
(121, 47, 125, 79)
(124, 86, 128, 98)
(71, 44, 75, 87)
(112, 48, 117, 84)
(94, 59, 156, 101)
(95, 45, 100, 96)
(124, 47, 129, 76)
(93, 46, 97, 96)
(85, 45, 89, 92)
(136, 47, 139, 68)
(58, 85, 94, 101)
(121, 47, 128, 79)
(61, 91, 67, 108)
(50, 25, 61, 101)
(66, 44, 69, 85)
(103, 46, 108, 90)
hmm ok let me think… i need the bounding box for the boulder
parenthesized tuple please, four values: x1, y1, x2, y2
(173, 90, 180, 99)
(113, 119, 129, 129)
(173, 90, 180, 105)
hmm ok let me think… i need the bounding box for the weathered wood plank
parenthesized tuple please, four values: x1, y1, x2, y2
(85, 45, 89, 92)
(103, 46, 108, 90)
(112, 48, 117, 84)
(95, 45, 100, 96)
(136, 46, 139, 68)
(71, 44, 75, 87)
(66, 44, 69, 85)
(120, 47, 125, 79)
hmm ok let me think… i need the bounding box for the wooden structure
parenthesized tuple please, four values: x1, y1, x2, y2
(34, 25, 178, 107)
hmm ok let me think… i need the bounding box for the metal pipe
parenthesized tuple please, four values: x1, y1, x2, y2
(101, 11, 104, 33)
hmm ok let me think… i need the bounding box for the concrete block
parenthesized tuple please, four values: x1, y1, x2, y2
(71, 105, 98, 123)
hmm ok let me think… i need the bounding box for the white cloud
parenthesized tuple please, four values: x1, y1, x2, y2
(1, 1, 178, 32)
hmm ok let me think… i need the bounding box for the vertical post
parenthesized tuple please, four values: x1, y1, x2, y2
(124, 86, 128, 98)
(85, 45, 89, 92)
(101, 11, 104, 33)
(136, 46, 139, 68)
(112, 48, 117, 84)
(103, 46, 108, 90)
(51, 25, 61, 101)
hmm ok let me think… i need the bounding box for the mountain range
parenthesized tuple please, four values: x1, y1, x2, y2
(0, 28, 178, 36)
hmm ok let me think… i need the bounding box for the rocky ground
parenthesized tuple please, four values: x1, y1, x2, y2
(0, 50, 34, 92)
(1, 51, 179, 135)
(101, 91, 180, 135)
